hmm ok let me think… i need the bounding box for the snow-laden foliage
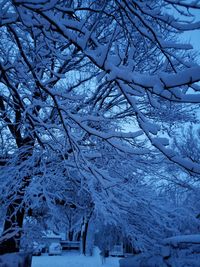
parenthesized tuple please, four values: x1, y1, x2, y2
(0, 0, 200, 256)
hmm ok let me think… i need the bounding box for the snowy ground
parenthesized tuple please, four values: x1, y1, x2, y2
(32, 251, 120, 267)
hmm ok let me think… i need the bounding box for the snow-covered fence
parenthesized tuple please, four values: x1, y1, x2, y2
(60, 241, 80, 251)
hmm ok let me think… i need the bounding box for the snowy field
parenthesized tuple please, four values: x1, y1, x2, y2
(32, 251, 120, 267)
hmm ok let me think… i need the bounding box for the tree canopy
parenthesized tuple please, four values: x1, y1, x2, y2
(0, 0, 200, 255)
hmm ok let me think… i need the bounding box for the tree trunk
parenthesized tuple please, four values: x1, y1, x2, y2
(68, 230, 74, 241)
(81, 208, 94, 255)
(0, 198, 25, 254)
(81, 219, 89, 255)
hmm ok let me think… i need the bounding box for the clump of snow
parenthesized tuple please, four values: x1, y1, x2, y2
(120, 250, 200, 267)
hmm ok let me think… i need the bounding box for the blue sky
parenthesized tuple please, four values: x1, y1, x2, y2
(182, 10, 200, 51)
(183, 28, 200, 51)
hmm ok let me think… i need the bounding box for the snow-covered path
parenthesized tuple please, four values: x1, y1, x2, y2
(32, 252, 120, 267)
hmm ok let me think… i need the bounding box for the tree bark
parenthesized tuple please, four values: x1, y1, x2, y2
(68, 230, 74, 241)
(0, 197, 25, 254)
(81, 219, 89, 255)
